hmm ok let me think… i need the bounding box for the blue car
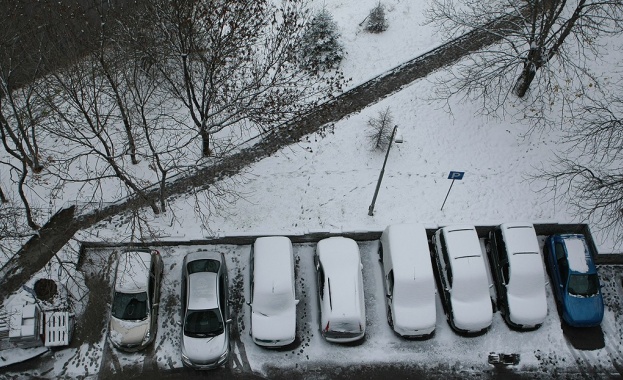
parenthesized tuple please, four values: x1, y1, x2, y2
(544, 234, 604, 327)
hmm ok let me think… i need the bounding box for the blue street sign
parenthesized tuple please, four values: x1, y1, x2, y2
(448, 171, 465, 180)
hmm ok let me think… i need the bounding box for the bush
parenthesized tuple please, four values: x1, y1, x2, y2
(366, 3, 388, 33)
(299, 9, 345, 73)
(367, 107, 394, 150)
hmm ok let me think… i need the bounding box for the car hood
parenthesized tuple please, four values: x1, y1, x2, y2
(507, 291, 547, 327)
(563, 292, 604, 327)
(451, 295, 492, 332)
(109, 316, 150, 346)
(393, 301, 436, 335)
(182, 332, 228, 364)
(251, 308, 296, 343)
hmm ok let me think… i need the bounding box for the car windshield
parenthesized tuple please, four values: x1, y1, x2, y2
(568, 273, 600, 297)
(254, 292, 293, 315)
(112, 291, 148, 320)
(184, 309, 224, 338)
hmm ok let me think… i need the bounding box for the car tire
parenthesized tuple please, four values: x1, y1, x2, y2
(387, 305, 394, 328)
(378, 245, 383, 262)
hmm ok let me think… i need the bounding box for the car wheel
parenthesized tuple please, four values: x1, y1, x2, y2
(378, 245, 383, 262)
(387, 305, 394, 328)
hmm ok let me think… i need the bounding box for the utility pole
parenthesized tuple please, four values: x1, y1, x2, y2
(368, 125, 402, 216)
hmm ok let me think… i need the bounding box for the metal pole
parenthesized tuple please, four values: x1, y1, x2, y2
(440, 179, 456, 211)
(368, 125, 398, 216)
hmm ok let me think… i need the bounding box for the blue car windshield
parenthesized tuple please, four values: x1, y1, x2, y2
(568, 273, 599, 297)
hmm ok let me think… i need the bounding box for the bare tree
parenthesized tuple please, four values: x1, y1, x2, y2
(539, 92, 623, 248)
(146, 0, 345, 157)
(367, 107, 394, 150)
(426, 0, 623, 113)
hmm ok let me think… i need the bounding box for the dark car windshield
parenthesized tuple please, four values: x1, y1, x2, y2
(568, 273, 600, 297)
(112, 292, 148, 320)
(184, 309, 224, 338)
(187, 259, 220, 274)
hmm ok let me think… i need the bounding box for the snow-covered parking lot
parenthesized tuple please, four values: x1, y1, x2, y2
(27, 236, 620, 379)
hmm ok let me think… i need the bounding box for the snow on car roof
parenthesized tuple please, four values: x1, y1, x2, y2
(564, 236, 591, 273)
(188, 272, 218, 310)
(253, 237, 294, 295)
(114, 251, 151, 293)
(443, 225, 481, 260)
(317, 237, 362, 315)
(500, 222, 540, 256)
(382, 224, 433, 281)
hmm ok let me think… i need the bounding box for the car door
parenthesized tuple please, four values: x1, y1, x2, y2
(553, 241, 568, 301)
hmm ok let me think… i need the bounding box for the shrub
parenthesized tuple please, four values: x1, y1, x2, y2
(366, 3, 388, 33)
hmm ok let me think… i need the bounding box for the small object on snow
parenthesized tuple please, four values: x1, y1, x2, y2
(488, 352, 520, 366)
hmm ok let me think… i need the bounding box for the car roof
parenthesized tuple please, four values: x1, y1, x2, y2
(317, 237, 360, 275)
(253, 237, 294, 295)
(381, 224, 433, 281)
(188, 272, 219, 310)
(317, 237, 362, 315)
(114, 250, 151, 293)
(500, 223, 540, 254)
(442, 225, 482, 260)
(560, 235, 595, 273)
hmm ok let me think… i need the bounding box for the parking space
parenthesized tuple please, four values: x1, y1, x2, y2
(52, 237, 623, 379)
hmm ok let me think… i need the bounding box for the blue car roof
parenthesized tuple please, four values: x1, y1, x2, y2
(551, 234, 598, 274)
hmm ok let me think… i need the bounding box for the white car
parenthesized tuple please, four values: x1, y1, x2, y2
(109, 249, 163, 351)
(380, 224, 436, 338)
(249, 236, 299, 347)
(489, 223, 547, 329)
(315, 237, 366, 343)
(181, 251, 230, 369)
(433, 225, 493, 334)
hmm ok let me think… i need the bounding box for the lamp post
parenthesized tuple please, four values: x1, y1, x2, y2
(368, 125, 402, 216)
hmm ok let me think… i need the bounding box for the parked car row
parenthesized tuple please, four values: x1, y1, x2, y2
(106, 225, 605, 369)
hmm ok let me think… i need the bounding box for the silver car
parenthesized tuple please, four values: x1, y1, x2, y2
(109, 249, 163, 351)
(181, 251, 230, 369)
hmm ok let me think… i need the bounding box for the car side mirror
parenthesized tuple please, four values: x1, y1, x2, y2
(386, 294, 392, 300)
(559, 284, 564, 288)
(544, 281, 549, 286)
(489, 284, 494, 288)
(246, 302, 251, 306)
(226, 319, 233, 324)
(295, 299, 300, 305)
(176, 321, 182, 326)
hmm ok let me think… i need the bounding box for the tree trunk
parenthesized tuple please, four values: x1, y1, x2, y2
(513, 63, 536, 98)
(0, 184, 7, 203)
(201, 128, 211, 157)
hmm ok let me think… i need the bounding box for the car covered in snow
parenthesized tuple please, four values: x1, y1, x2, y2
(248, 236, 299, 347)
(544, 234, 604, 327)
(379, 224, 436, 338)
(315, 237, 366, 343)
(108, 248, 163, 352)
(488, 223, 547, 329)
(432, 225, 492, 334)
(180, 251, 230, 369)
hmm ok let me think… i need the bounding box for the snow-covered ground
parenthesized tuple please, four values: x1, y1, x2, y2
(2, 0, 623, 377)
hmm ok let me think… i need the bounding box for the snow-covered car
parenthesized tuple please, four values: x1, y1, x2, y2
(379, 224, 436, 338)
(248, 236, 299, 347)
(544, 234, 604, 327)
(314, 237, 366, 343)
(432, 225, 492, 334)
(180, 251, 230, 369)
(488, 223, 547, 329)
(108, 249, 163, 352)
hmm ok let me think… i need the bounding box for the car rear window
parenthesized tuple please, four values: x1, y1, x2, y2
(187, 259, 220, 274)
